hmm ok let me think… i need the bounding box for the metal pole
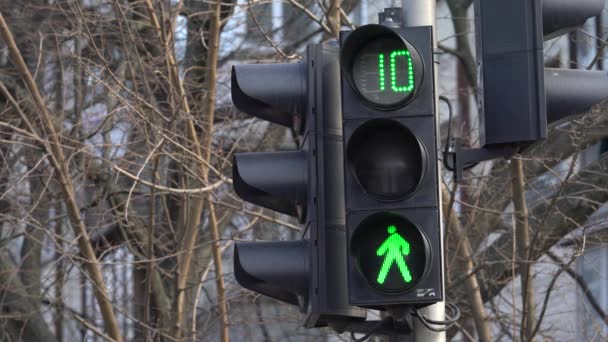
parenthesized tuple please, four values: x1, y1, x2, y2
(402, 1, 446, 342)
(401, 0, 435, 29)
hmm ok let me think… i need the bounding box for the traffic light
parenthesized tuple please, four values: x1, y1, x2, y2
(232, 44, 364, 327)
(340, 24, 443, 307)
(475, 0, 607, 148)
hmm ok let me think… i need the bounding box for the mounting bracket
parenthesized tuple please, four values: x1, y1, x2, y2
(445, 138, 519, 182)
(342, 315, 413, 341)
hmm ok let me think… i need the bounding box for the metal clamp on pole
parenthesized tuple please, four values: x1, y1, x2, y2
(345, 315, 414, 342)
(378, 8, 403, 27)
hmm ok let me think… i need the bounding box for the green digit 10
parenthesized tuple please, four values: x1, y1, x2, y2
(378, 50, 414, 93)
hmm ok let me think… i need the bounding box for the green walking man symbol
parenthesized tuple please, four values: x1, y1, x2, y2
(376, 225, 412, 284)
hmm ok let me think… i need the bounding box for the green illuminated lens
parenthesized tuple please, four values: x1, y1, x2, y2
(375, 225, 412, 285)
(390, 50, 414, 93)
(378, 54, 385, 91)
(351, 212, 428, 292)
(375, 50, 415, 95)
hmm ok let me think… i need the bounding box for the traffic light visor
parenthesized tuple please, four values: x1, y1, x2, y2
(233, 151, 308, 221)
(231, 63, 307, 129)
(234, 241, 309, 307)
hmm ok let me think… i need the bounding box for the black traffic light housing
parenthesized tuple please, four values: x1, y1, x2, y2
(340, 25, 444, 308)
(232, 44, 365, 328)
(448, 0, 608, 181)
(475, 0, 546, 146)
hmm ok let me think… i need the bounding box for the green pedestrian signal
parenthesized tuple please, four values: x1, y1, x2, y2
(376, 225, 412, 285)
(350, 212, 430, 293)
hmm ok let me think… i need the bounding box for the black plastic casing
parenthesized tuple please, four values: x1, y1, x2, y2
(340, 25, 444, 308)
(475, 0, 547, 147)
(304, 43, 367, 327)
(233, 44, 366, 329)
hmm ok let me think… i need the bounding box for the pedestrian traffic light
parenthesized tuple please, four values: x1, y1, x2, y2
(340, 24, 443, 307)
(232, 43, 364, 327)
(474, 0, 607, 148)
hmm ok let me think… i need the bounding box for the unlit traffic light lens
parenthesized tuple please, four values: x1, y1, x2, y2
(351, 212, 429, 292)
(346, 119, 427, 201)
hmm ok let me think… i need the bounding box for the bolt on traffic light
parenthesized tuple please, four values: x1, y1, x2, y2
(340, 24, 443, 308)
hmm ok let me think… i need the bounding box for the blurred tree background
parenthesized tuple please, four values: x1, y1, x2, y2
(0, 0, 606, 341)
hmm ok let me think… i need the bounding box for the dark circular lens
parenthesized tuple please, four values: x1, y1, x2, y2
(351, 212, 430, 293)
(346, 119, 427, 201)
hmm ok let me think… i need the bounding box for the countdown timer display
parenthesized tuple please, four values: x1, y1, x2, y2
(352, 38, 417, 106)
(341, 29, 424, 109)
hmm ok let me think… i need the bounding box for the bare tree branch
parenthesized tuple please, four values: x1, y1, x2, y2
(0, 10, 123, 341)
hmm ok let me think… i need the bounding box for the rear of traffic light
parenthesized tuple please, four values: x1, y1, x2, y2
(232, 44, 364, 327)
(340, 25, 443, 307)
(475, 0, 607, 148)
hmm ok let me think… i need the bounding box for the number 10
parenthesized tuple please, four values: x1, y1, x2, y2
(378, 50, 414, 93)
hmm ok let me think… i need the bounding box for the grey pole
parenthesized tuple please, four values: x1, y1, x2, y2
(402, 1, 446, 342)
(402, 0, 435, 29)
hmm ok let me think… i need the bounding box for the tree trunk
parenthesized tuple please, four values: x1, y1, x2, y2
(0, 252, 57, 342)
(510, 158, 536, 341)
(442, 186, 492, 342)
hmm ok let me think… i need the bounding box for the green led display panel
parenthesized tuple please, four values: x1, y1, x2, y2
(351, 212, 429, 293)
(352, 37, 418, 107)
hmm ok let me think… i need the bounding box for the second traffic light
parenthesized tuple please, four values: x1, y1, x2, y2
(340, 24, 443, 307)
(475, 0, 607, 146)
(232, 44, 364, 327)
(447, 0, 608, 181)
